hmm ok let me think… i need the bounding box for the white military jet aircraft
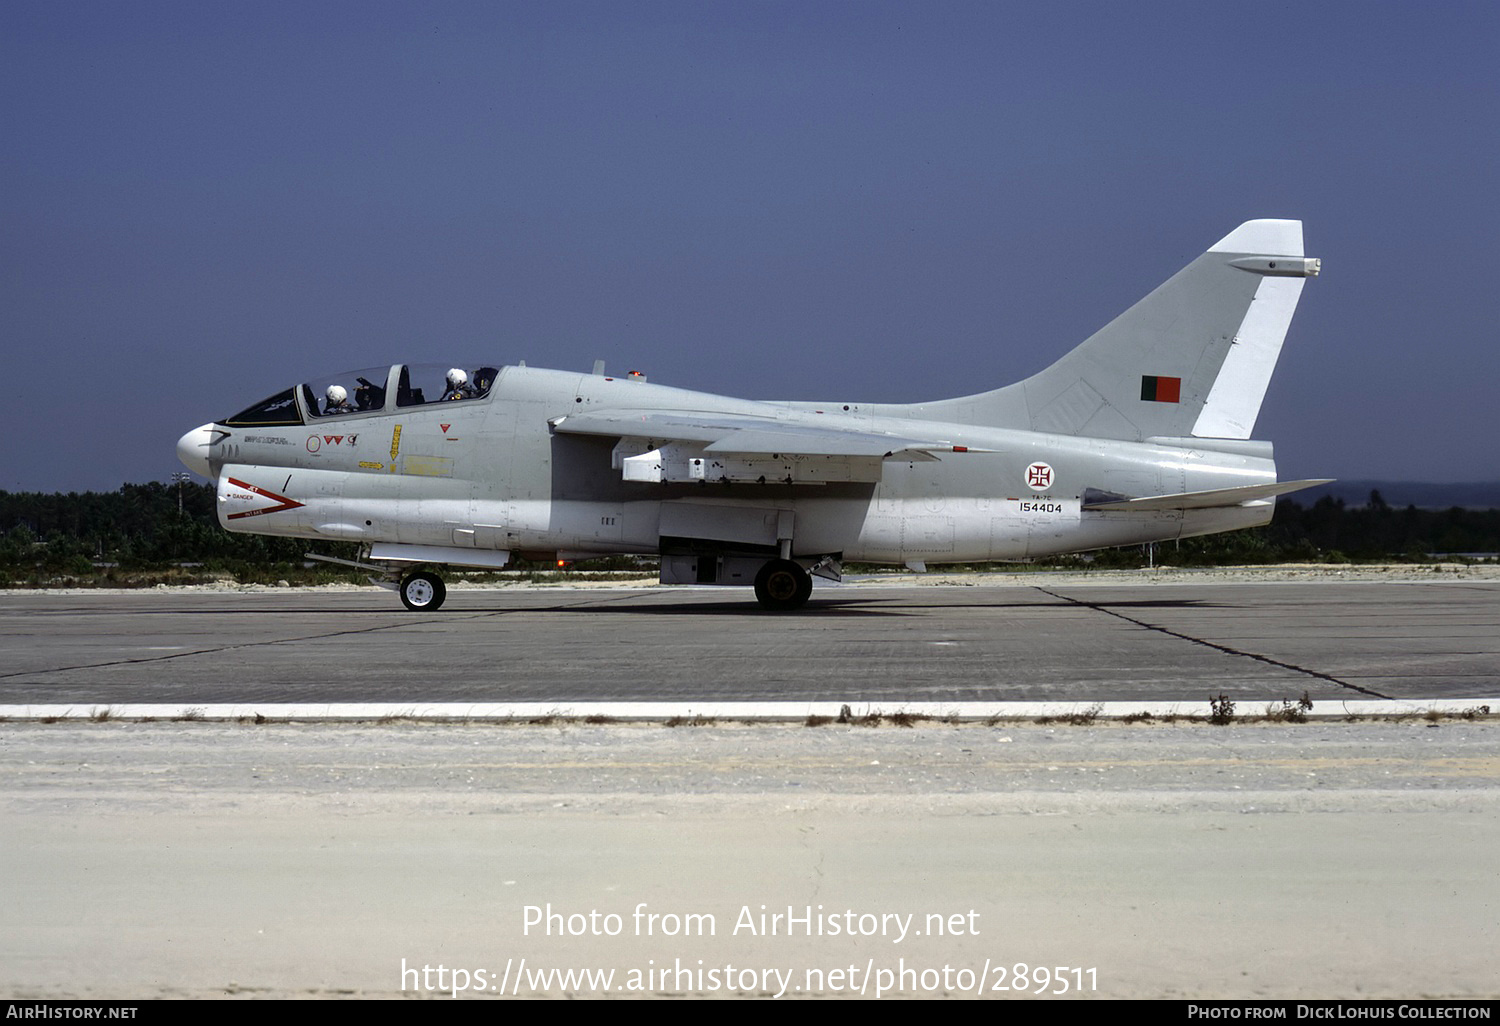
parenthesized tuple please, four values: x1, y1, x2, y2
(178, 219, 1327, 611)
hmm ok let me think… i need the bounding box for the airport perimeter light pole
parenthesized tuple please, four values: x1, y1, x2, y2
(172, 472, 191, 514)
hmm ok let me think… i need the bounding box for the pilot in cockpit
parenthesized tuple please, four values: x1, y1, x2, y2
(324, 384, 355, 415)
(441, 368, 477, 401)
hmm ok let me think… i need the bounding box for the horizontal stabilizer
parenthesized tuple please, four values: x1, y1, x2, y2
(1082, 479, 1333, 512)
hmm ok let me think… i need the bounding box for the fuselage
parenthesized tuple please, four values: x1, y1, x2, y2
(179, 361, 1278, 567)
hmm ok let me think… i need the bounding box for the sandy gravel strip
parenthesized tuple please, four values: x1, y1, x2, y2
(2, 698, 1495, 722)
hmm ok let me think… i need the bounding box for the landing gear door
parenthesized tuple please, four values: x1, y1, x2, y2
(657, 502, 789, 550)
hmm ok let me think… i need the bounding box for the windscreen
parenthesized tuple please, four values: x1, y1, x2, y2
(223, 388, 302, 427)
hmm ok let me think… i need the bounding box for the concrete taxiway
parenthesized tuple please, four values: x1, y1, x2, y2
(2, 570, 1497, 708)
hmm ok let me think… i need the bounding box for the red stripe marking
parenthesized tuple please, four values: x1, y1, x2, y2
(225, 477, 306, 520)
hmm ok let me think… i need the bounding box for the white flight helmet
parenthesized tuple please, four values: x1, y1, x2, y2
(446, 368, 468, 389)
(326, 385, 348, 404)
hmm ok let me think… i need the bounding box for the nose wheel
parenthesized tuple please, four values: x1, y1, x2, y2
(399, 571, 447, 611)
(753, 559, 812, 611)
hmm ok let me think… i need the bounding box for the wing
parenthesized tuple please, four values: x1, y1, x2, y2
(549, 409, 988, 484)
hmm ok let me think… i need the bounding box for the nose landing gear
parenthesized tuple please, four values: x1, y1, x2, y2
(305, 549, 455, 611)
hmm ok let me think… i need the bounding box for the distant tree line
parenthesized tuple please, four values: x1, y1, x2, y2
(0, 481, 351, 582)
(1, 483, 1496, 585)
(1049, 489, 1500, 568)
(1265, 491, 1500, 561)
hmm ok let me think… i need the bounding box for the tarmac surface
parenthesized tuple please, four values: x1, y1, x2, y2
(2, 569, 1498, 706)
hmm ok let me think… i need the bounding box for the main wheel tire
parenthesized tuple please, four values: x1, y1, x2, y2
(753, 559, 812, 612)
(399, 571, 446, 611)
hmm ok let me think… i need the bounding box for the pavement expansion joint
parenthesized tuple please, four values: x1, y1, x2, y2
(1031, 586, 1396, 701)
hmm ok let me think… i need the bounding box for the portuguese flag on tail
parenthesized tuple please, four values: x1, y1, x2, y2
(1140, 375, 1181, 403)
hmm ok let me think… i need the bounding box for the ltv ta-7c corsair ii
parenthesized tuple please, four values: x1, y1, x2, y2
(177, 219, 1327, 612)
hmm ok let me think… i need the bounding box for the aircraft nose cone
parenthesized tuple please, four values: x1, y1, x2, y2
(176, 423, 219, 478)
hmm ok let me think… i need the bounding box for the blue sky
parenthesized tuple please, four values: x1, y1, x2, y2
(4, 1, 1498, 492)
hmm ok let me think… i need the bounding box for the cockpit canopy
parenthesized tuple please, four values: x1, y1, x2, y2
(223, 363, 499, 427)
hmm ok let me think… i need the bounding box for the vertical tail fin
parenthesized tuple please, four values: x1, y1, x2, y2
(925, 220, 1320, 440)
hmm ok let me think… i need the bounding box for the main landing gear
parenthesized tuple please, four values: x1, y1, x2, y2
(753, 558, 813, 612)
(398, 571, 447, 611)
(309, 548, 833, 614)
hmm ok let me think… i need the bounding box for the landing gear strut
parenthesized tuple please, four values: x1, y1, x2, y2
(399, 571, 447, 611)
(753, 558, 812, 612)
